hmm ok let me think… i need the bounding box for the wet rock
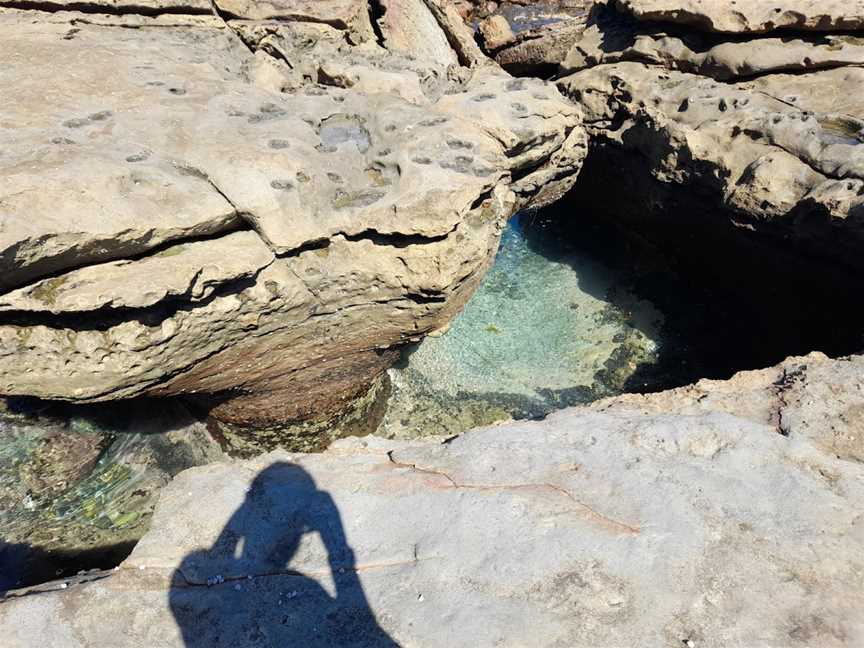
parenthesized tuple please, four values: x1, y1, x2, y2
(0, 5, 586, 426)
(479, 1, 592, 75)
(3, 353, 862, 646)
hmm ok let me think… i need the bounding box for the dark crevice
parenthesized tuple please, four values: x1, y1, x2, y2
(1, 540, 135, 595)
(0, 0, 211, 16)
(420, 0, 474, 68)
(342, 226, 455, 248)
(403, 291, 447, 304)
(510, 153, 553, 184)
(0, 220, 254, 307)
(469, 187, 495, 211)
(277, 238, 331, 258)
(367, 0, 387, 49)
(0, 268, 261, 332)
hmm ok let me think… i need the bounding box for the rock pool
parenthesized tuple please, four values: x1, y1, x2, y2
(376, 211, 663, 439)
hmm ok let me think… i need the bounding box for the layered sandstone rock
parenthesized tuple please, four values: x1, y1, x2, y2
(0, 2, 586, 425)
(616, 0, 864, 33)
(2, 353, 862, 646)
(546, 0, 864, 269)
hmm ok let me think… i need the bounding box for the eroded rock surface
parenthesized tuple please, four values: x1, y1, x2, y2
(2, 353, 862, 646)
(617, 0, 864, 33)
(0, 3, 586, 425)
(545, 0, 864, 270)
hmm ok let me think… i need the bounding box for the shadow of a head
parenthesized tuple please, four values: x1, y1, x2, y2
(169, 462, 398, 647)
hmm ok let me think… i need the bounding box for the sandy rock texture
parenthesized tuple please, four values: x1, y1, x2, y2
(544, 0, 864, 269)
(616, 0, 864, 33)
(1, 352, 862, 646)
(0, 2, 586, 425)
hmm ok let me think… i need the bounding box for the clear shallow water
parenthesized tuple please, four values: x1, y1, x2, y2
(376, 212, 663, 439)
(0, 401, 222, 590)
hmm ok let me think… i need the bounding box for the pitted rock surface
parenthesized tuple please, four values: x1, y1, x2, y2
(0, 5, 586, 424)
(526, 0, 864, 269)
(616, 0, 864, 33)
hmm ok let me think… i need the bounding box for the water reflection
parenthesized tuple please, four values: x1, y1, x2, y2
(170, 462, 397, 647)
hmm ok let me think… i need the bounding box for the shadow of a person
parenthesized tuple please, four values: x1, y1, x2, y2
(169, 462, 398, 647)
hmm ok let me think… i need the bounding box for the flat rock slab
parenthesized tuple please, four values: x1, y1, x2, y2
(2, 353, 862, 646)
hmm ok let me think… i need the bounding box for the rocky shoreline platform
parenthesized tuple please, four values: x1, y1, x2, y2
(3, 353, 864, 646)
(1, 0, 863, 645)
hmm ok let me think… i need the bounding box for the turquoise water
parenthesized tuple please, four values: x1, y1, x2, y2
(376, 212, 663, 438)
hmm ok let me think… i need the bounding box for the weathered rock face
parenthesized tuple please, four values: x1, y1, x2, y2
(472, 0, 593, 75)
(616, 0, 864, 33)
(0, 2, 586, 425)
(548, 0, 864, 271)
(2, 352, 862, 646)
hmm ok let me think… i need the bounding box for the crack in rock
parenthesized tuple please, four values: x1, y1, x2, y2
(386, 451, 641, 535)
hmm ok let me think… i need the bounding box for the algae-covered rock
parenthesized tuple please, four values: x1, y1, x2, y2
(0, 400, 223, 590)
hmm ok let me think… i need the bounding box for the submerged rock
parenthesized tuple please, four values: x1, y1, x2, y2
(3, 353, 862, 646)
(0, 399, 224, 591)
(377, 211, 661, 439)
(0, 3, 586, 426)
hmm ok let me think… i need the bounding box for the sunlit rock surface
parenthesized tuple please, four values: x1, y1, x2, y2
(0, 4, 586, 426)
(3, 353, 862, 647)
(550, 0, 864, 271)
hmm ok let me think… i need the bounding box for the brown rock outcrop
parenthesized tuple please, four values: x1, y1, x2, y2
(547, 0, 864, 270)
(0, 2, 587, 425)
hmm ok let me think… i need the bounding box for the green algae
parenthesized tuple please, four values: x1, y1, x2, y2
(0, 400, 223, 589)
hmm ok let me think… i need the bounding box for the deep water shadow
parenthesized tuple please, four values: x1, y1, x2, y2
(519, 184, 864, 393)
(169, 462, 398, 648)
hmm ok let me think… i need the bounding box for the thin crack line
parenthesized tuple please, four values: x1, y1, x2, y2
(386, 452, 641, 535)
(170, 555, 440, 588)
